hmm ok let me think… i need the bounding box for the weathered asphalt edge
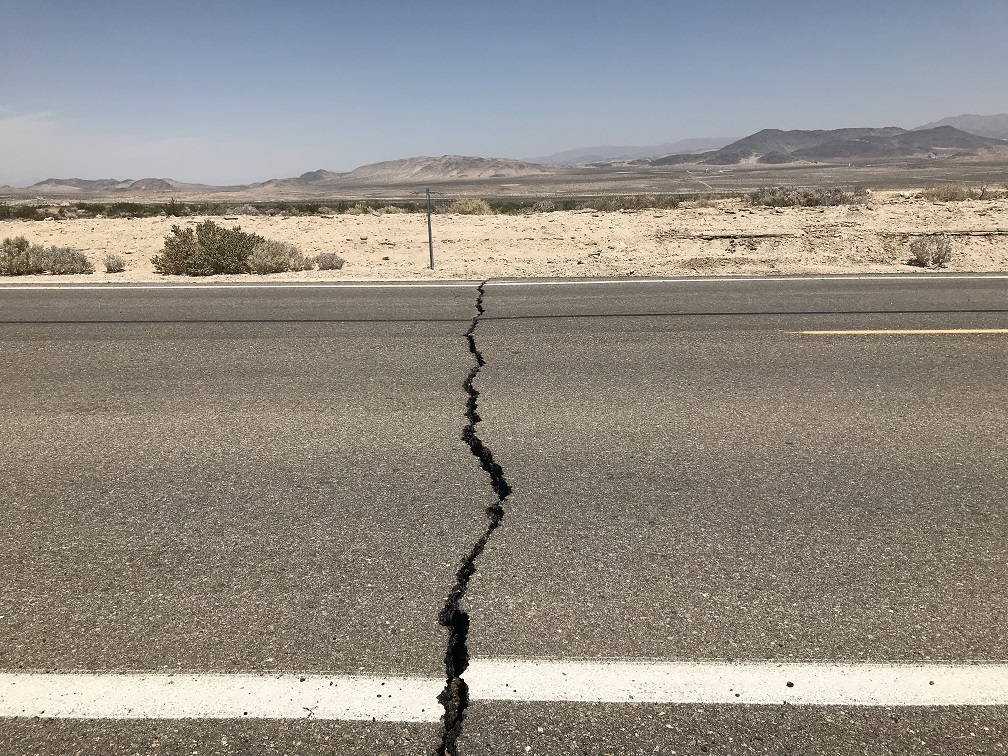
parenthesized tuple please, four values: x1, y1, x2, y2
(436, 280, 512, 756)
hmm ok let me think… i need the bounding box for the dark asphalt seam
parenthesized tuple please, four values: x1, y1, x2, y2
(436, 280, 512, 756)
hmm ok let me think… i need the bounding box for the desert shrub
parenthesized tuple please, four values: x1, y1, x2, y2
(1, 236, 35, 275)
(195, 220, 263, 274)
(314, 252, 345, 270)
(152, 225, 201, 275)
(345, 202, 371, 215)
(447, 197, 493, 215)
(33, 246, 94, 274)
(378, 204, 407, 214)
(590, 194, 681, 211)
(748, 186, 851, 207)
(152, 220, 265, 276)
(12, 205, 40, 220)
(531, 200, 557, 213)
(909, 235, 952, 268)
(248, 240, 307, 274)
(104, 254, 126, 273)
(2, 239, 92, 275)
(923, 184, 972, 202)
(0, 204, 39, 220)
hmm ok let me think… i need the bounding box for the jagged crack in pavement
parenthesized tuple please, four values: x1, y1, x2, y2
(437, 281, 512, 756)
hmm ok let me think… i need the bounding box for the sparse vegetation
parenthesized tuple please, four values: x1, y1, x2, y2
(909, 235, 952, 268)
(40, 247, 94, 274)
(0, 204, 42, 220)
(0, 236, 34, 274)
(588, 194, 682, 211)
(152, 220, 271, 275)
(922, 184, 972, 202)
(344, 202, 374, 215)
(1, 193, 723, 220)
(748, 186, 855, 207)
(1, 236, 93, 275)
(104, 254, 126, 273)
(447, 197, 494, 215)
(248, 240, 309, 274)
(314, 252, 346, 270)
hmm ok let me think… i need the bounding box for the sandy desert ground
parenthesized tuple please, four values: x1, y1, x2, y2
(2, 192, 1007, 283)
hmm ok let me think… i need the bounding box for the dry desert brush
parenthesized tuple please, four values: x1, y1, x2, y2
(922, 184, 973, 203)
(748, 186, 853, 207)
(908, 235, 952, 268)
(313, 252, 346, 270)
(248, 240, 310, 274)
(1, 236, 35, 275)
(446, 197, 494, 215)
(153, 220, 284, 275)
(1, 236, 93, 275)
(41, 247, 94, 274)
(104, 254, 126, 273)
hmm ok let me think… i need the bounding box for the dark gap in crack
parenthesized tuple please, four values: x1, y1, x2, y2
(436, 280, 511, 756)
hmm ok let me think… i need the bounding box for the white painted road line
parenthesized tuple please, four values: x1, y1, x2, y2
(0, 282, 480, 291)
(465, 660, 1008, 707)
(0, 673, 443, 721)
(799, 328, 1008, 335)
(484, 274, 1008, 286)
(4, 662, 1008, 720)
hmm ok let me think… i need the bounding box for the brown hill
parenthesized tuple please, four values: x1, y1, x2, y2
(298, 169, 345, 183)
(29, 178, 129, 191)
(915, 113, 1008, 141)
(652, 126, 1007, 166)
(29, 177, 195, 192)
(124, 178, 179, 191)
(344, 155, 552, 183)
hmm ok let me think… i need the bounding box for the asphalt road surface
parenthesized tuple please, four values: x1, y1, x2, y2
(1, 277, 1006, 754)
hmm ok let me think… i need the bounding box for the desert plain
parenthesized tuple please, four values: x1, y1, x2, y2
(1, 191, 1007, 283)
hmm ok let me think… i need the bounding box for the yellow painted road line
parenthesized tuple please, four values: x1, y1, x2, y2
(798, 328, 1008, 335)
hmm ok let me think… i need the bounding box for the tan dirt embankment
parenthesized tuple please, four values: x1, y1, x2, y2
(3, 193, 1008, 283)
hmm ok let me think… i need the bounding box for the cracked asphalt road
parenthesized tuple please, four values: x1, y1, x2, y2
(0, 286, 492, 753)
(466, 277, 1008, 754)
(2, 278, 1007, 754)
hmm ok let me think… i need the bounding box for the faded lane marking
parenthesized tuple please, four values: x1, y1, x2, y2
(798, 328, 1008, 335)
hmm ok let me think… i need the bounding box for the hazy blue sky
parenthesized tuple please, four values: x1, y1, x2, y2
(2, 0, 1006, 185)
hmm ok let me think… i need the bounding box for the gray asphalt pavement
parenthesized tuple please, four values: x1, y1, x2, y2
(0, 286, 489, 753)
(1, 278, 1006, 754)
(465, 277, 1008, 753)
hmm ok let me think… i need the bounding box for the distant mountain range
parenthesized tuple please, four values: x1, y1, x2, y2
(528, 137, 737, 165)
(27, 177, 197, 192)
(254, 156, 551, 190)
(650, 125, 1007, 166)
(16, 117, 1008, 193)
(913, 113, 1008, 140)
(25, 156, 551, 194)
